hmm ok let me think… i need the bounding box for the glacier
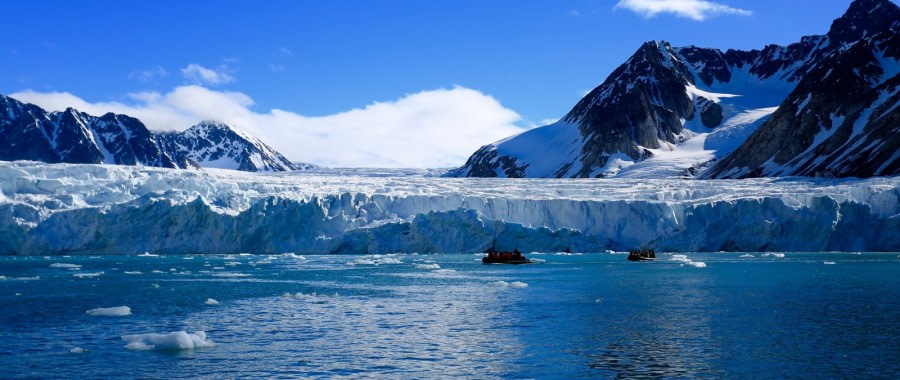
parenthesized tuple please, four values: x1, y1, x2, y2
(0, 161, 898, 255)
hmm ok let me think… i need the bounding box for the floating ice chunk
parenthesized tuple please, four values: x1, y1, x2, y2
(151, 270, 164, 273)
(376, 257, 403, 264)
(739, 254, 754, 258)
(0, 276, 40, 281)
(282, 253, 306, 260)
(86, 306, 132, 316)
(762, 253, 785, 258)
(432, 269, 456, 274)
(73, 272, 104, 278)
(70, 347, 87, 353)
(50, 263, 81, 269)
(205, 298, 220, 305)
(415, 263, 440, 269)
(212, 272, 251, 278)
(121, 331, 214, 351)
(686, 262, 707, 268)
(350, 259, 376, 265)
(151, 283, 160, 288)
(823, 261, 836, 265)
(530, 258, 546, 263)
(670, 255, 691, 263)
(489, 280, 528, 288)
(124, 271, 142, 275)
(137, 252, 159, 257)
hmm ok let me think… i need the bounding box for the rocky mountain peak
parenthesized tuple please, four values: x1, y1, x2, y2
(828, 0, 899, 46)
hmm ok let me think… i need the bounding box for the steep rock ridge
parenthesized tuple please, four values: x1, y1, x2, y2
(0, 94, 296, 172)
(0, 95, 176, 167)
(158, 121, 298, 172)
(705, 0, 900, 178)
(452, 0, 899, 179)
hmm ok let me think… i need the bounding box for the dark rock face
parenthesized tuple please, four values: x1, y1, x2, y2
(453, 0, 900, 179)
(0, 94, 297, 172)
(696, 97, 723, 127)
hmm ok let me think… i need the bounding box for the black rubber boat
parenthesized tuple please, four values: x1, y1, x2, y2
(627, 249, 656, 261)
(482, 249, 533, 264)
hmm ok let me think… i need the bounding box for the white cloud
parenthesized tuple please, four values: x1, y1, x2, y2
(128, 66, 168, 82)
(181, 64, 234, 85)
(615, 0, 751, 21)
(10, 86, 527, 168)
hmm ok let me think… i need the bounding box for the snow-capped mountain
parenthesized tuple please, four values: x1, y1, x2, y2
(450, 0, 899, 179)
(0, 94, 298, 172)
(0, 94, 181, 168)
(702, 0, 900, 178)
(158, 121, 298, 172)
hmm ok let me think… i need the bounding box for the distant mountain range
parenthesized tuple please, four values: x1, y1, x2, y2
(450, 0, 899, 179)
(0, 94, 298, 172)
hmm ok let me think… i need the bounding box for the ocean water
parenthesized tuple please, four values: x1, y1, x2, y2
(1, 252, 898, 379)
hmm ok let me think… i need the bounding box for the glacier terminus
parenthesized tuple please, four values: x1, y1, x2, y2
(1, 161, 897, 255)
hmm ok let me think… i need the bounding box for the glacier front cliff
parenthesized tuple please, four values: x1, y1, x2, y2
(0, 161, 897, 255)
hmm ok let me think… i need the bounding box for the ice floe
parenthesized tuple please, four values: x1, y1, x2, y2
(86, 306, 132, 316)
(73, 272, 104, 278)
(121, 331, 214, 351)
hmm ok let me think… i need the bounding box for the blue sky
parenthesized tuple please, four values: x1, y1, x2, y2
(1, 0, 867, 167)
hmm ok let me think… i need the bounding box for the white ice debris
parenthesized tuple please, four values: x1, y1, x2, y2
(205, 298, 220, 305)
(489, 281, 529, 288)
(823, 261, 836, 265)
(50, 263, 81, 269)
(762, 253, 786, 258)
(86, 306, 132, 316)
(211, 272, 251, 278)
(0, 161, 898, 254)
(73, 272, 104, 278)
(121, 331, 214, 351)
(415, 263, 441, 269)
(70, 347, 87, 353)
(739, 254, 754, 258)
(670, 254, 706, 268)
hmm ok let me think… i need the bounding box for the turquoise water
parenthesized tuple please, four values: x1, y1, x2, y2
(1, 252, 898, 379)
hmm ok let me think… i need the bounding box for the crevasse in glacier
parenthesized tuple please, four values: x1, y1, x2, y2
(0, 161, 897, 254)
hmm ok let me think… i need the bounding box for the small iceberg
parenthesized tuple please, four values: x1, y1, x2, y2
(121, 331, 214, 351)
(762, 253, 785, 258)
(415, 263, 440, 269)
(211, 272, 251, 278)
(70, 347, 87, 354)
(73, 272, 104, 278)
(86, 306, 132, 316)
(739, 254, 754, 258)
(50, 263, 81, 269)
(823, 261, 836, 265)
(205, 298, 220, 305)
(488, 281, 529, 288)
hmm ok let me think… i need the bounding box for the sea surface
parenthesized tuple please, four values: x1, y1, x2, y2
(1, 252, 898, 379)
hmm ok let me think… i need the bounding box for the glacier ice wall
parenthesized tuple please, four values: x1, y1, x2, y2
(0, 161, 897, 255)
